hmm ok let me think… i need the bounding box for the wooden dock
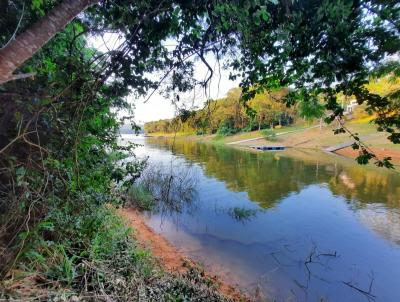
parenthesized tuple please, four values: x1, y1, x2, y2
(252, 146, 286, 151)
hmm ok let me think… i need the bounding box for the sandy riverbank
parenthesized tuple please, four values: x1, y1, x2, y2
(118, 208, 250, 302)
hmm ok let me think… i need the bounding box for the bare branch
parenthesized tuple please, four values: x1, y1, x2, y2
(7, 72, 37, 82)
(1, 3, 25, 50)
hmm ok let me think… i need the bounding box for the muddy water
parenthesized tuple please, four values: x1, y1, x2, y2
(128, 135, 400, 302)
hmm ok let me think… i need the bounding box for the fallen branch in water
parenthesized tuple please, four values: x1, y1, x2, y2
(342, 271, 376, 301)
(304, 242, 339, 281)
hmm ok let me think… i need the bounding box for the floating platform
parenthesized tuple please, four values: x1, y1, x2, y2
(252, 146, 286, 151)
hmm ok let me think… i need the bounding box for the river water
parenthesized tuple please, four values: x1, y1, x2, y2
(127, 135, 400, 302)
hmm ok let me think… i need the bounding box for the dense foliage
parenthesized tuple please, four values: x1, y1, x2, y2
(0, 1, 235, 300)
(1, 3, 145, 299)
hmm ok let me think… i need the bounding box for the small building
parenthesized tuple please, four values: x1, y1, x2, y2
(344, 99, 358, 114)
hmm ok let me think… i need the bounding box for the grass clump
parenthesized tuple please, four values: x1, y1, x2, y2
(127, 184, 155, 211)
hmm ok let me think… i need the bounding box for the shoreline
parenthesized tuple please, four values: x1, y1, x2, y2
(119, 128, 399, 301)
(143, 124, 400, 166)
(118, 207, 250, 302)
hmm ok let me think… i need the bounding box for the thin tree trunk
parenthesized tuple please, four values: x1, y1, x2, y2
(0, 0, 98, 85)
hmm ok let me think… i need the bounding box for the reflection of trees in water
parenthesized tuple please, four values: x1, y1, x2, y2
(213, 205, 261, 223)
(144, 138, 400, 300)
(328, 169, 400, 208)
(357, 205, 400, 245)
(146, 138, 400, 209)
(146, 138, 400, 246)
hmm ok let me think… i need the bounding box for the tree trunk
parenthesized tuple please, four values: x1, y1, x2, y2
(0, 0, 98, 85)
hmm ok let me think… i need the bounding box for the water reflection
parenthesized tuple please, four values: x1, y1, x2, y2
(146, 138, 400, 209)
(130, 136, 400, 302)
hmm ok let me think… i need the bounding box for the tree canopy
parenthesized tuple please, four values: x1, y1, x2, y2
(1, 0, 399, 165)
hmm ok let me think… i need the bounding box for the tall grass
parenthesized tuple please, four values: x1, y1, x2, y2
(127, 184, 155, 210)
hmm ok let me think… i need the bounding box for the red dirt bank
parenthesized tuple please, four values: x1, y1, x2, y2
(335, 146, 400, 166)
(118, 208, 249, 302)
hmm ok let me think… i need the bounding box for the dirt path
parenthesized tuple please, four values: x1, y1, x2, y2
(227, 125, 321, 145)
(118, 208, 249, 302)
(335, 147, 400, 166)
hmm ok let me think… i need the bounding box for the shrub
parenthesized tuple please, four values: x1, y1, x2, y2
(261, 129, 277, 141)
(241, 124, 253, 132)
(216, 125, 236, 136)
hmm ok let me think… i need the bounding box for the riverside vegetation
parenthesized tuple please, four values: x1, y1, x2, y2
(144, 75, 400, 151)
(0, 2, 234, 300)
(0, 0, 399, 301)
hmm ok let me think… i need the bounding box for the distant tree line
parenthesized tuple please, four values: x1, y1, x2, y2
(145, 74, 400, 137)
(144, 87, 300, 135)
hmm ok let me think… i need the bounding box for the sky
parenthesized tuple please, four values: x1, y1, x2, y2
(131, 58, 240, 124)
(89, 34, 240, 124)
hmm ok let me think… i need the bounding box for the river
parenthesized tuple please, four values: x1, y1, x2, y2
(125, 135, 400, 302)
